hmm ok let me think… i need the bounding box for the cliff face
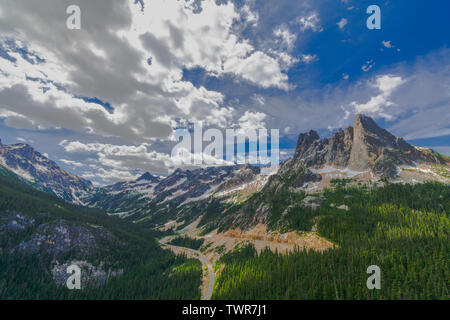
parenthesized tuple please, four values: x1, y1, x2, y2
(292, 114, 446, 178)
(292, 127, 354, 169)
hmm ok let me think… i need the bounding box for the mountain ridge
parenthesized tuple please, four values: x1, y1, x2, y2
(0, 114, 448, 233)
(0, 141, 92, 203)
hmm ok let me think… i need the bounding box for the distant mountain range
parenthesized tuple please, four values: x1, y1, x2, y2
(82, 164, 265, 220)
(0, 114, 448, 231)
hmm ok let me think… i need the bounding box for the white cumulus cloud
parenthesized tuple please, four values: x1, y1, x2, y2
(351, 75, 405, 117)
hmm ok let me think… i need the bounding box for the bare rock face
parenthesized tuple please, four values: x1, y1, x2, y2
(348, 114, 445, 177)
(326, 127, 354, 167)
(301, 195, 324, 210)
(349, 114, 414, 170)
(215, 164, 261, 193)
(51, 260, 123, 289)
(293, 127, 353, 169)
(14, 221, 116, 259)
(294, 130, 320, 161)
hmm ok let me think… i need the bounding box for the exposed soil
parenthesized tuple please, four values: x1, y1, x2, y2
(202, 223, 335, 263)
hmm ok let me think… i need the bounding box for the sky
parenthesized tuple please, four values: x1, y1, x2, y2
(0, 0, 449, 185)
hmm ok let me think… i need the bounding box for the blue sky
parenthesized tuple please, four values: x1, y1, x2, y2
(0, 0, 449, 184)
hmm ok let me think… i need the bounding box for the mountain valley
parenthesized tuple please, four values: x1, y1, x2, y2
(0, 114, 448, 299)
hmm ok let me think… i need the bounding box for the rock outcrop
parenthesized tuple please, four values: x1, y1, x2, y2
(293, 127, 353, 168)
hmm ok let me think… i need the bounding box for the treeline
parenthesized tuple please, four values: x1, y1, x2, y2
(212, 182, 450, 300)
(0, 174, 202, 300)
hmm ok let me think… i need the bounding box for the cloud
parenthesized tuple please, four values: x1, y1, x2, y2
(80, 167, 140, 185)
(337, 18, 348, 30)
(240, 4, 259, 27)
(60, 136, 246, 182)
(297, 12, 323, 32)
(238, 111, 267, 131)
(300, 54, 318, 64)
(252, 94, 266, 105)
(382, 40, 393, 48)
(0, 0, 306, 182)
(223, 51, 291, 90)
(351, 75, 405, 117)
(0, 0, 295, 147)
(60, 140, 173, 179)
(362, 60, 375, 72)
(60, 159, 84, 168)
(273, 24, 297, 52)
(131, 0, 293, 90)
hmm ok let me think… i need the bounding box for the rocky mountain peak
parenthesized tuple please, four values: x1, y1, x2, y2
(352, 114, 397, 151)
(291, 125, 354, 169)
(136, 172, 160, 183)
(12, 143, 36, 159)
(354, 113, 381, 132)
(294, 130, 320, 160)
(292, 114, 446, 178)
(0, 140, 92, 203)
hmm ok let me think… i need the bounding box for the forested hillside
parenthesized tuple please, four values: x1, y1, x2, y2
(0, 174, 202, 299)
(212, 182, 450, 300)
(169, 236, 205, 250)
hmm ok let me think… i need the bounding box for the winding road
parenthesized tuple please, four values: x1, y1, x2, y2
(159, 237, 215, 300)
